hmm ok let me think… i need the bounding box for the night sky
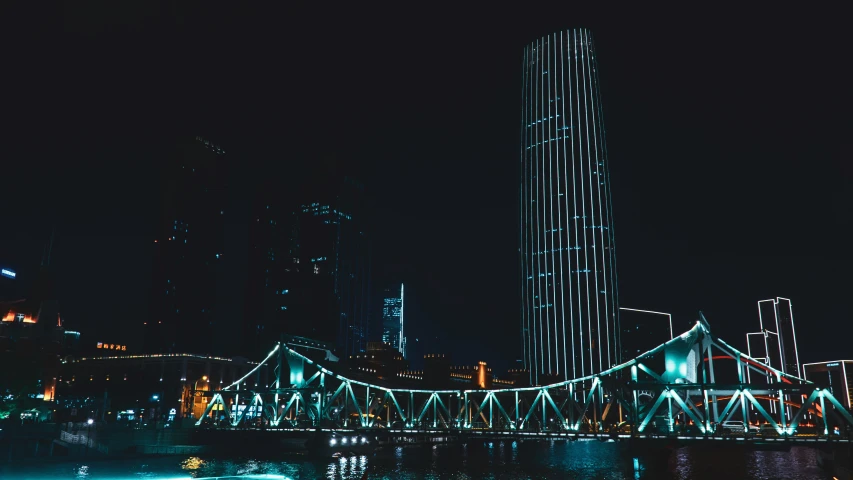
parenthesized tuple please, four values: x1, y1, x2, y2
(4, 5, 850, 373)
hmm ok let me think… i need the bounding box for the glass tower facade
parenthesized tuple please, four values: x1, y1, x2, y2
(520, 29, 619, 385)
(381, 283, 405, 357)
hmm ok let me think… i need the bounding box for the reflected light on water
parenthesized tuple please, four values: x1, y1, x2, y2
(75, 465, 89, 479)
(181, 456, 205, 470)
(0, 443, 832, 480)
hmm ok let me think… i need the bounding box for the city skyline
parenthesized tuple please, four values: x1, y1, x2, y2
(520, 29, 619, 384)
(3, 6, 850, 373)
(2, 6, 852, 476)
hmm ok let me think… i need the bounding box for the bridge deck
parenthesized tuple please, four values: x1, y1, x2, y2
(198, 426, 850, 447)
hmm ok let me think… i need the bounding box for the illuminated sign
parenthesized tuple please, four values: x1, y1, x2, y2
(826, 362, 840, 367)
(1, 268, 15, 279)
(97, 342, 127, 351)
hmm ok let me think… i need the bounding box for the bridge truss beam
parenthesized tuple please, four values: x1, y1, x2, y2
(194, 318, 853, 440)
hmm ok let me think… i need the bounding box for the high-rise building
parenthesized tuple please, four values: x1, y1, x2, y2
(744, 298, 802, 421)
(519, 29, 619, 385)
(749, 297, 800, 378)
(770, 297, 799, 377)
(619, 308, 672, 361)
(146, 137, 229, 355)
(291, 175, 370, 358)
(802, 361, 853, 410)
(381, 283, 405, 357)
(244, 192, 293, 359)
(245, 170, 371, 360)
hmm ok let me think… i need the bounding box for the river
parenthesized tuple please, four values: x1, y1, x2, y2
(0, 440, 830, 479)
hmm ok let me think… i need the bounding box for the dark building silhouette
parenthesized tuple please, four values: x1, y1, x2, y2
(396, 354, 516, 390)
(0, 235, 68, 401)
(145, 137, 230, 355)
(520, 29, 620, 385)
(244, 187, 292, 359)
(620, 308, 673, 362)
(347, 342, 408, 381)
(245, 166, 371, 360)
(58, 352, 263, 425)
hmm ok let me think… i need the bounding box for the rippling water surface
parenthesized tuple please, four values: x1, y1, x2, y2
(0, 440, 829, 479)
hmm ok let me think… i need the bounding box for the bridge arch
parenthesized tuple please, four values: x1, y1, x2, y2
(192, 319, 853, 442)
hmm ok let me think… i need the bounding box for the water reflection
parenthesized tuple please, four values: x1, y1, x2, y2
(0, 443, 830, 479)
(181, 456, 205, 471)
(75, 464, 89, 479)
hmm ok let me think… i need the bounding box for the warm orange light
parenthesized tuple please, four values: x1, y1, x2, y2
(202, 375, 208, 381)
(43, 380, 55, 401)
(2, 311, 36, 323)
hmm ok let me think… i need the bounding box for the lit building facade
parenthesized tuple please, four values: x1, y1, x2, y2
(381, 284, 405, 357)
(802, 360, 853, 410)
(520, 29, 619, 385)
(58, 352, 264, 424)
(0, 237, 69, 402)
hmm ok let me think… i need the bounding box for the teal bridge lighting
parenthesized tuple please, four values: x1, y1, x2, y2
(194, 313, 853, 443)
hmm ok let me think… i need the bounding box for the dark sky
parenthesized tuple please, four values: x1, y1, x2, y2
(4, 4, 851, 373)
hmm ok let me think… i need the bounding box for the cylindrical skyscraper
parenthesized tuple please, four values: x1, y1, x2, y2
(520, 29, 619, 385)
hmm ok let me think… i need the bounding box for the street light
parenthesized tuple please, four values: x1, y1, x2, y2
(85, 418, 94, 457)
(194, 376, 209, 391)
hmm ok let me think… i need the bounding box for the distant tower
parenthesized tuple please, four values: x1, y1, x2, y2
(382, 283, 405, 358)
(520, 29, 619, 385)
(276, 174, 371, 358)
(753, 298, 800, 377)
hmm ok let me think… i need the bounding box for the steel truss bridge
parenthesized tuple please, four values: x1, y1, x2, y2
(194, 317, 853, 446)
